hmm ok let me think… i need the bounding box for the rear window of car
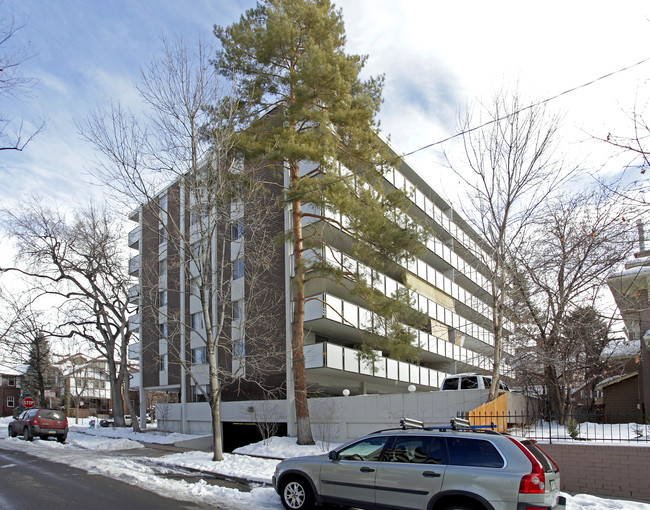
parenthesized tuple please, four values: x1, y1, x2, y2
(39, 410, 65, 420)
(521, 440, 557, 473)
(446, 437, 504, 468)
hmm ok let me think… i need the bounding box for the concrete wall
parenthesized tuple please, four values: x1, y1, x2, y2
(157, 389, 493, 442)
(540, 443, 650, 503)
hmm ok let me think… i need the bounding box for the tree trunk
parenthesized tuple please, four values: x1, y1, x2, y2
(209, 354, 224, 461)
(290, 160, 314, 445)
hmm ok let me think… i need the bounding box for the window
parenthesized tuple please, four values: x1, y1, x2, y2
(233, 257, 244, 280)
(233, 299, 244, 320)
(385, 436, 444, 464)
(231, 220, 244, 241)
(159, 195, 168, 214)
(191, 312, 205, 330)
(446, 438, 504, 468)
(159, 258, 167, 275)
(159, 227, 167, 245)
(337, 436, 391, 462)
(7, 396, 14, 408)
(190, 277, 201, 297)
(159, 322, 168, 339)
(233, 338, 245, 358)
(191, 346, 207, 365)
(190, 204, 210, 226)
(8, 376, 15, 387)
(159, 353, 168, 372)
(192, 384, 208, 403)
(460, 376, 479, 389)
(159, 290, 168, 307)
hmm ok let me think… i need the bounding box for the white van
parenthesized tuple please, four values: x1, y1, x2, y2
(441, 373, 509, 391)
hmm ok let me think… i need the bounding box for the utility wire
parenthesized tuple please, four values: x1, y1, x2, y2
(286, 55, 650, 201)
(400, 55, 650, 159)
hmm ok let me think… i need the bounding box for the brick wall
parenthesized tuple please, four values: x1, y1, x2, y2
(539, 443, 650, 502)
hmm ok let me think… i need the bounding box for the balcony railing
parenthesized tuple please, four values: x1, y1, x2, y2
(304, 342, 447, 389)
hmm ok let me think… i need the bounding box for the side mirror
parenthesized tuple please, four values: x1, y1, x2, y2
(328, 450, 339, 461)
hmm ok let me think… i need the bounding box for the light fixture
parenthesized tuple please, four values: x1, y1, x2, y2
(342, 389, 350, 396)
(408, 384, 416, 393)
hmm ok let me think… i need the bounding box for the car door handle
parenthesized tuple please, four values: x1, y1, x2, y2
(360, 467, 375, 473)
(423, 471, 442, 478)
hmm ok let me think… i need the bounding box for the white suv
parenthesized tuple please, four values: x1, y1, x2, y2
(441, 373, 509, 392)
(273, 418, 565, 510)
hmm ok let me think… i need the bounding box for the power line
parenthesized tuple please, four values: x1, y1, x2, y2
(400, 55, 650, 159)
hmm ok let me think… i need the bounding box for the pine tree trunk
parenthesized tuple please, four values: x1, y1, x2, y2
(290, 160, 314, 445)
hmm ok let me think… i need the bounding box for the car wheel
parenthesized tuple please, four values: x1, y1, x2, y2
(57, 434, 67, 444)
(280, 476, 315, 510)
(8, 426, 16, 438)
(23, 427, 32, 441)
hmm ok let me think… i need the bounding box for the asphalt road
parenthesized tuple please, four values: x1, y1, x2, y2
(0, 448, 219, 510)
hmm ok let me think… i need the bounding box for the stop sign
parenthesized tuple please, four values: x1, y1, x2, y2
(22, 397, 35, 408)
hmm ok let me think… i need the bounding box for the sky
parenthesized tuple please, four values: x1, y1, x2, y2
(1, 416, 650, 509)
(2, 0, 650, 207)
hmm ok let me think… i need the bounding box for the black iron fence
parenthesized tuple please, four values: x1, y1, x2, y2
(462, 411, 650, 444)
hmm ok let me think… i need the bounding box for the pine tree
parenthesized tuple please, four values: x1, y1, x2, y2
(22, 331, 51, 406)
(216, 0, 427, 444)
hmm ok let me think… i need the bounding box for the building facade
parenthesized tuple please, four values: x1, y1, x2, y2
(127, 144, 512, 434)
(0, 366, 21, 417)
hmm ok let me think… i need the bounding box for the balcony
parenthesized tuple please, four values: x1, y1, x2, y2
(128, 313, 141, 333)
(127, 285, 140, 304)
(129, 254, 141, 276)
(128, 341, 140, 360)
(304, 342, 447, 394)
(128, 226, 141, 250)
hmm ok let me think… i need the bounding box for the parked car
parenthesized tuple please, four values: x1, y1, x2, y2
(273, 418, 565, 510)
(441, 372, 510, 391)
(7, 408, 68, 443)
(99, 419, 114, 427)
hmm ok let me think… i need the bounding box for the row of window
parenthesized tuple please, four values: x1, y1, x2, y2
(337, 434, 504, 468)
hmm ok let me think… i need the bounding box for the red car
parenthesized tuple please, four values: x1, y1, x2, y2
(8, 408, 68, 443)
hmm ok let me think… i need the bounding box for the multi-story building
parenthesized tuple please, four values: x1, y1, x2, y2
(127, 141, 512, 434)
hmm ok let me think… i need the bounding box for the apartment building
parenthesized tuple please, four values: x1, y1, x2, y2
(127, 142, 512, 430)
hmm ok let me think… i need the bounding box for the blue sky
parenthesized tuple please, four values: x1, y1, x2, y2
(2, 0, 650, 210)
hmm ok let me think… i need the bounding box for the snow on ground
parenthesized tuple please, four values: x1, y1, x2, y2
(1, 416, 649, 509)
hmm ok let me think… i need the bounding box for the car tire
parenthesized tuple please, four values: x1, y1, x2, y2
(8, 426, 16, 438)
(23, 427, 32, 441)
(280, 476, 315, 510)
(57, 434, 67, 444)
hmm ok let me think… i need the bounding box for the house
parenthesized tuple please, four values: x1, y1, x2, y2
(53, 354, 139, 419)
(0, 364, 21, 417)
(127, 138, 512, 435)
(607, 222, 650, 420)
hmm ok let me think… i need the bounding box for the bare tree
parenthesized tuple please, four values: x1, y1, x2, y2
(0, 200, 137, 428)
(79, 36, 284, 461)
(510, 187, 637, 417)
(448, 90, 568, 401)
(0, 1, 43, 152)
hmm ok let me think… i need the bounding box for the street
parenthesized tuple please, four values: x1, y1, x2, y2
(0, 448, 219, 510)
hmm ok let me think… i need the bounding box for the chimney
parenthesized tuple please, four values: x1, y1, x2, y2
(638, 220, 646, 252)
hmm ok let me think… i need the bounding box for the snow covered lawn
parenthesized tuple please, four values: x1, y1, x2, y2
(1, 416, 648, 509)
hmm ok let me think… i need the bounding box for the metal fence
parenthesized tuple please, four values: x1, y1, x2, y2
(462, 411, 650, 444)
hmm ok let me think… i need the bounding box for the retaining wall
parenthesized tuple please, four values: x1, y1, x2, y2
(540, 443, 650, 503)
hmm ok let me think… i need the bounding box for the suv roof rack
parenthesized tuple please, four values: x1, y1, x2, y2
(371, 417, 500, 435)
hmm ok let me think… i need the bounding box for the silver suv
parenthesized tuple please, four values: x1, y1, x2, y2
(273, 418, 566, 510)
